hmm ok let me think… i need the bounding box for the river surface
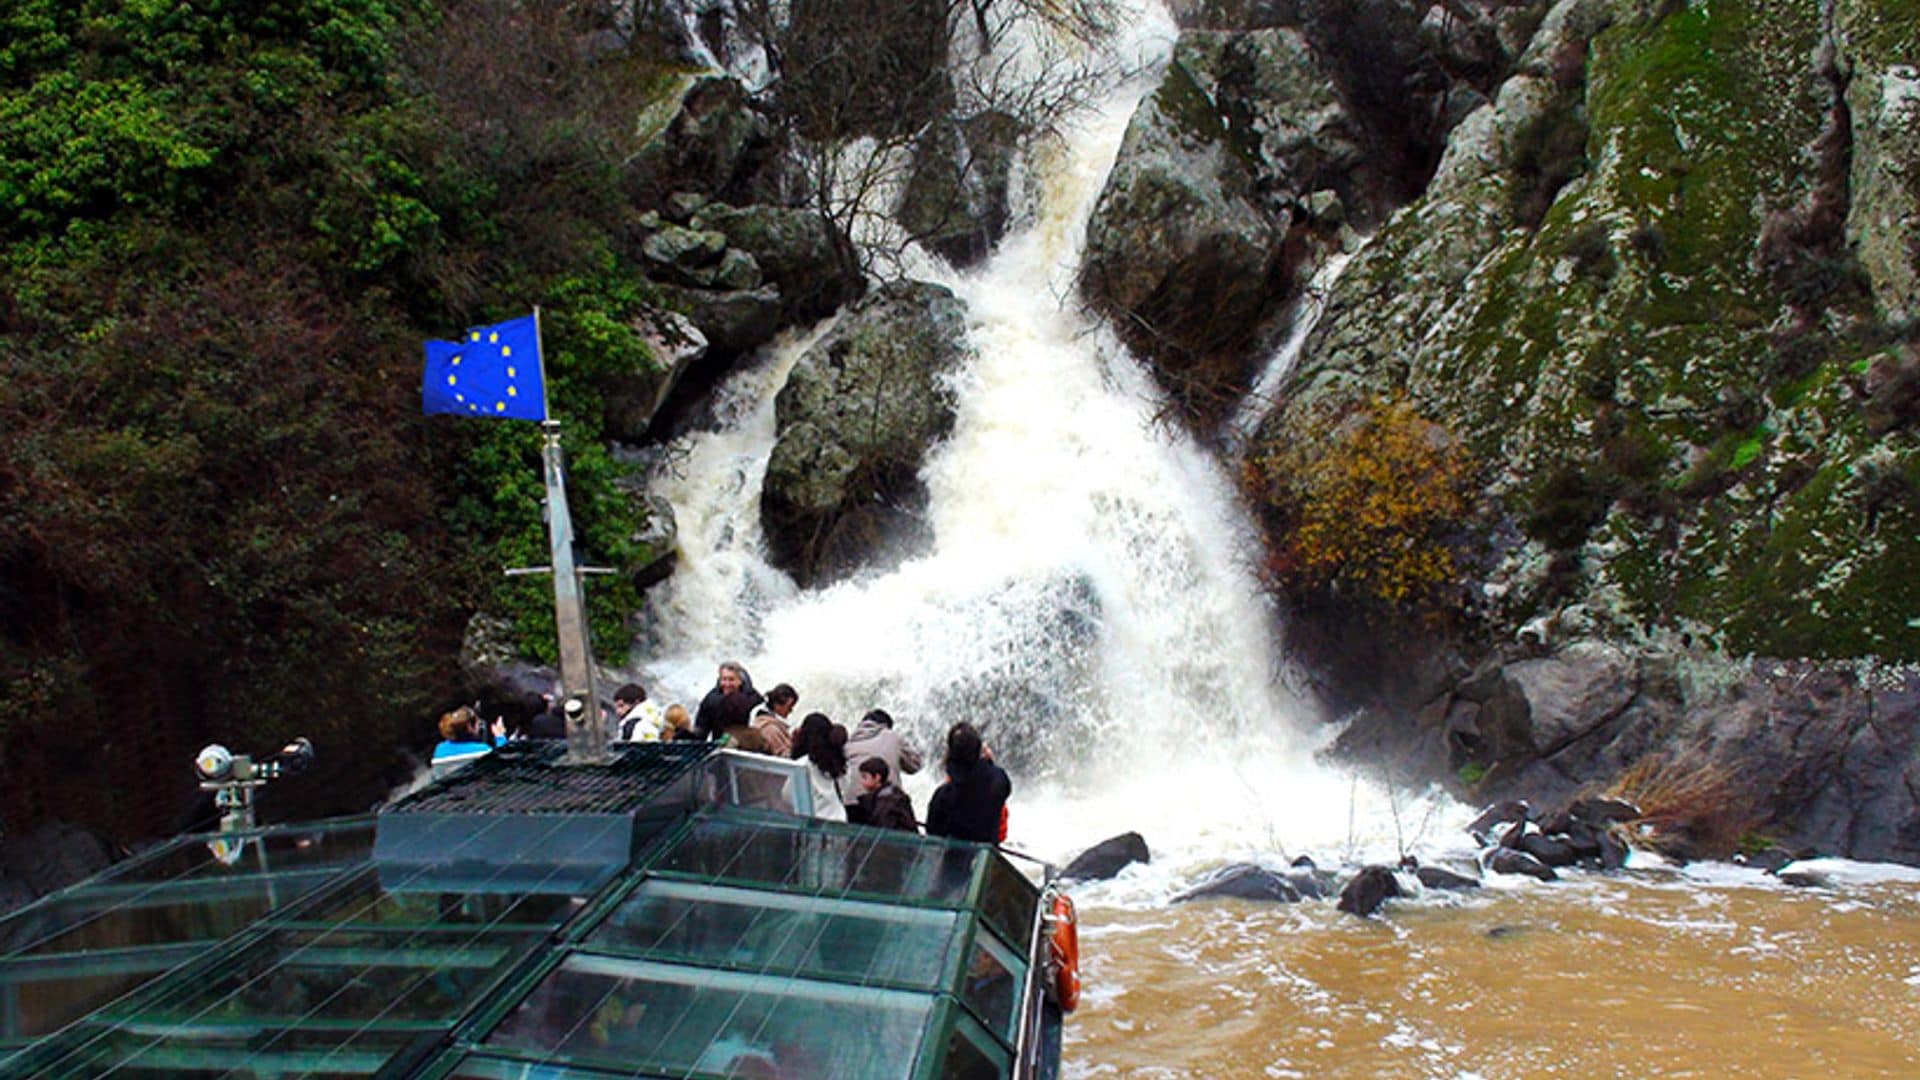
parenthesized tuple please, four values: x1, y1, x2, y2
(1065, 865, 1920, 1077)
(634, 4, 1920, 1076)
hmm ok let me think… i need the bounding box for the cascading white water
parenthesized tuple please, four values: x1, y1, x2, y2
(641, 0, 1471, 897)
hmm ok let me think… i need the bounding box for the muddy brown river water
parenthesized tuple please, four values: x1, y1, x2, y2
(1063, 870, 1920, 1077)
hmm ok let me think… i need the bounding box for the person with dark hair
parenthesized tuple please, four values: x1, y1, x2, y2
(925, 721, 1011, 844)
(790, 712, 849, 822)
(841, 707, 922, 814)
(615, 682, 666, 741)
(749, 683, 799, 757)
(850, 758, 918, 833)
(693, 662, 762, 739)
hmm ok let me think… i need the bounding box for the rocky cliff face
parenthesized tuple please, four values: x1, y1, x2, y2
(1194, 0, 1920, 858)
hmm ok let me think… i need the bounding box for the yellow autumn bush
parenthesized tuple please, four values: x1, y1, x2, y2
(1245, 398, 1476, 608)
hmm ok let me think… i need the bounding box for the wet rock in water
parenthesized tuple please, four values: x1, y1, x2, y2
(1598, 827, 1630, 871)
(1485, 847, 1558, 882)
(1775, 868, 1831, 889)
(1336, 865, 1403, 917)
(1734, 848, 1796, 873)
(1290, 855, 1316, 869)
(1468, 799, 1532, 839)
(1173, 864, 1303, 904)
(1062, 832, 1151, 881)
(1416, 865, 1481, 891)
(1519, 832, 1580, 868)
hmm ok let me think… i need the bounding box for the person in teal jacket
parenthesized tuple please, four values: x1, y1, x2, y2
(431, 705, 506, 768)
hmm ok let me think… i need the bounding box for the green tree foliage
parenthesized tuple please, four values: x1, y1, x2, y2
(1, 0, 666, 841)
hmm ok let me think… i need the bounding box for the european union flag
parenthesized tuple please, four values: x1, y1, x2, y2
(422, 313, 546, 421)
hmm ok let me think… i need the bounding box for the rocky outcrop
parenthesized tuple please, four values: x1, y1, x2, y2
(627, 75, 782, 205)
(1837, 1, 1920, 324)
(636, 196, 864, 362)
(1259, 0, 1920, 663)
(760, 281, 972, 586)
(601, 309, 709, 442)
(1339, 641, 1920, 864)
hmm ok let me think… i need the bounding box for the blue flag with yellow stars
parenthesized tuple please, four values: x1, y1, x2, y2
(422, 313, 545, 421)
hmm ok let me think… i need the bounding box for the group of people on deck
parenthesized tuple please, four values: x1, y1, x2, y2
(431, 660, 1012, 844)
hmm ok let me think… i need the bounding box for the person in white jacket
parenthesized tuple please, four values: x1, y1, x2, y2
(790, 712, 849, 822)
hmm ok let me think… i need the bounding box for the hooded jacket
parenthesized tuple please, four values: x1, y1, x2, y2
(840, 716, 922, 804)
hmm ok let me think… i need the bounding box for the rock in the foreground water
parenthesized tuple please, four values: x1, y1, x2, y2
(1485, 848, 1558, 882)
(1062, 832, 1151, 881)
(1336, 865, 1404, 917)
(1173, 864, 1304, 904)
(1415, 865, 1481, 891)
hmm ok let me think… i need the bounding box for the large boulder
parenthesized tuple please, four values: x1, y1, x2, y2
(1080, 32, 1291, 430)
(1173, 863, 1314, 903)
(1335, 865, 1403, 916)
(600, 308, 709, 442)
(1062, 832, 1152, 881)
(760, 281, 973, 586)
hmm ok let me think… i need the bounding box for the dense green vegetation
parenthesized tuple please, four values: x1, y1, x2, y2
(1, 0, 667, 839)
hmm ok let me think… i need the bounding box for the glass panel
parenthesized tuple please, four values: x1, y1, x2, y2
(587, 879, 964, 989)
(938, 1008, 1012, 1079)
(959, 927, 1025, 1042)
(485, 954, 933, 1080)
(290, 878, 581, 930)
(96, 926, 535, 1034)
(10, 1022, 411, 1078)
(448, 1054, 648, 1079)
(0, 829, 374, 1042)
(659, 817, 982, 906)
(978, 852, 1039, 953)
(86, 820, 375, 887)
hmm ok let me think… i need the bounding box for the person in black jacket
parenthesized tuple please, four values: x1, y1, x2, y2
(925, 722, 1010, 844)
(850, 758, 918, 833)
(692, 661, 762, 739)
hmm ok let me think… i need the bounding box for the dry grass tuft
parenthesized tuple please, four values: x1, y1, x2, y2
(1605, 753, 1759, 861)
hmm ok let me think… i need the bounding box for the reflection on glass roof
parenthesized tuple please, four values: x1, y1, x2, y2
(0, 745, 1051, 1079)
(486, 953, 933, 1079)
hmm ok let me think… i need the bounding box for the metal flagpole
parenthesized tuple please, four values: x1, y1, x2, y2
(532, 307, 607, 762)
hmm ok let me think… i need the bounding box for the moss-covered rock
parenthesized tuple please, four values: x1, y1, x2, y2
(1260, 0, 1920, 661)
(760, 280, 973, 586)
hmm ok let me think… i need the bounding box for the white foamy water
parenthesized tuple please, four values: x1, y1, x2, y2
(639, 0, 1474, 893)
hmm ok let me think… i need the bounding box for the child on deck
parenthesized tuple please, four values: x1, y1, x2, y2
(851, 758, 918, 833)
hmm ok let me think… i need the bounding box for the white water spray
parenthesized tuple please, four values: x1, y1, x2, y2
(641, 0, 1470, 898)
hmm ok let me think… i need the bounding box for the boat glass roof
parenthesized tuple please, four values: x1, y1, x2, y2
(0, 748, 1047, 1079)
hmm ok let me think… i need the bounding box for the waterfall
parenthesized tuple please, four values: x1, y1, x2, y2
(640, 0, 1469, 895)
(1225, 248, 1357, 458)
